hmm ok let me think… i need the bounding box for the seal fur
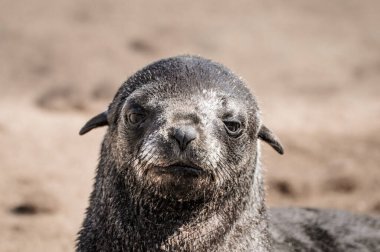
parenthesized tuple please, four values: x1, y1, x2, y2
(77, 55, 380, 252)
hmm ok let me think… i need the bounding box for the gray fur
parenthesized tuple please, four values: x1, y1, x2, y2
(269, 208, 380, 252)
(77, 55, 380, 252)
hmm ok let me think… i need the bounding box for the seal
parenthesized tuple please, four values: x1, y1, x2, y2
(77, 55, 281, 251)
(76, 55, 380, 252)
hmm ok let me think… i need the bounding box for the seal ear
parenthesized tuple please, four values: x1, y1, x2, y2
(79, 111, 109, 135)
(258, 125, 284, 155)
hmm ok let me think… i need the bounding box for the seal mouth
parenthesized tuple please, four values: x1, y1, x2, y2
(152, 162, 203, 177)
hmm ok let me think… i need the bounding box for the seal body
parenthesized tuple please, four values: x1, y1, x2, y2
(269, 208, 380, 252)
(77, 55, 380, 252)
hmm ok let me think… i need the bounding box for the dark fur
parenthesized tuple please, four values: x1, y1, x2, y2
(270, 208, 380, 251)
(77, 55, 380, 251)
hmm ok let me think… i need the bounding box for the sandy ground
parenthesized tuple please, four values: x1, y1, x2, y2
(0, 0, 380, 251)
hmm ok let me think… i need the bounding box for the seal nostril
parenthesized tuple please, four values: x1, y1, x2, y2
(173, 126, 197, 151)
(174, 128, 185, 148)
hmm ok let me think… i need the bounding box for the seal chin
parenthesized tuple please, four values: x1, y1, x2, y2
(144, 161, 212, 202)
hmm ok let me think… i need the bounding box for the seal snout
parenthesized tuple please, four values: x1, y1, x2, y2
(172, 126, 197, 151)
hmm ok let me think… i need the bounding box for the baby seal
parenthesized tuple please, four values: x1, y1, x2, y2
(77, 55, 380, 252)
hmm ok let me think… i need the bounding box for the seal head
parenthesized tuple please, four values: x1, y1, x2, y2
(80, 55, 283, 203)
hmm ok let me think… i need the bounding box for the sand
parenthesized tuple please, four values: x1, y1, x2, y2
(1, 0, 379, 251)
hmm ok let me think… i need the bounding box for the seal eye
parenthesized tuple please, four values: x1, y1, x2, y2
(223, 120, 242, 136)
(128, 113, 145, 125)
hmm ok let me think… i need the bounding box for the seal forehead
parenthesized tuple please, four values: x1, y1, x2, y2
(128, 81, 246, 120)
(109, 55, 260, 127)
(121, 55, 255, 101)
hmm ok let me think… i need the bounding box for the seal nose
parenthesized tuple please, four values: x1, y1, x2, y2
(173, 126, 197, 151)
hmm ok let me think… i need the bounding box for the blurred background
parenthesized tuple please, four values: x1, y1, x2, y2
(0, 0, 379, 251)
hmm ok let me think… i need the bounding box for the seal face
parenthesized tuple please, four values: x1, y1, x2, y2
(80, 56, 274, 202)
(113, 59, 260, 202)
(79, 56, 284, 203)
